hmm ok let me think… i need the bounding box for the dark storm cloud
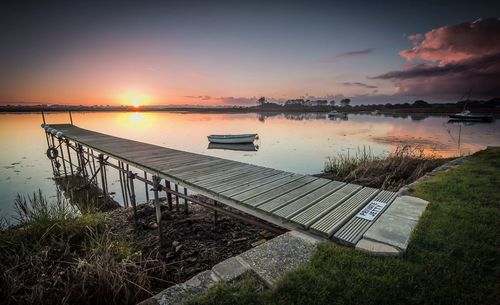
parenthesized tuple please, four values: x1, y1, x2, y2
(185, 96, 261, 106)
(373, 18, 500, 98)
(322, 48, 374, 62)
(335, 48, 374, 57)
(184, 95, 212, 100)
(341, 82, 378, 89)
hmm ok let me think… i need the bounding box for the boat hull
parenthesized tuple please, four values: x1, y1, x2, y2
(448, 114, 493, 122)
(207, 134, 257, 144)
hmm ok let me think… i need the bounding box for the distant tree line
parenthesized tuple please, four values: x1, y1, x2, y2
(253, 96, 499, 112)
(257, 97, 352, 108)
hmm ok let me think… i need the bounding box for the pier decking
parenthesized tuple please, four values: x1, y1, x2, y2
(43, 124, 400, 245)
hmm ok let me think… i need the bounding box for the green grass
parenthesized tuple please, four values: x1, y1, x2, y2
(188, 147, 500, 305)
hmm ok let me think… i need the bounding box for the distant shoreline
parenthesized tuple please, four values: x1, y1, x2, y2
(1, 100, 499, 115)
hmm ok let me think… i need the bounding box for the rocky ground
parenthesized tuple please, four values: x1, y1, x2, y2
(106, 196, 279, 288)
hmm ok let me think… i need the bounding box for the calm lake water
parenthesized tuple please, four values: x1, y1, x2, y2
(1, 111, 499, 221)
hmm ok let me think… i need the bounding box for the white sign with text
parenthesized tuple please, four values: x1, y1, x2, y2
(356, 201, 387, 221)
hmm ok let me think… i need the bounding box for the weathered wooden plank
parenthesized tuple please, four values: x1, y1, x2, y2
(137, 151, 210, 166)
(291, 184, 362, 228)
(198, 167, 273, 188)
(229, 174, 304, 201)
(122, 147, 191, 160)
(232, 174, 304, 202)
(209, 169, 282, 192)
(141, 157, 214, 174)
(182, 164, 254, 181)
(220, 171, 296, 197)
(309, 187, 379, 237)
(273, 181, 345, 219)
(245, 176, 321, 208)
(178, 160, 246, 177)
(171, 160, 239, 178)
(258, 178, 332, 212)
(151, 154, 218, 170)
(193, 165, 263, 186)
(166, 159, 230, 174)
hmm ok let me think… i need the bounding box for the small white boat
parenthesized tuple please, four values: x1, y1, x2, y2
(207, 134, 258, 144)
(327, 110, 347, 119)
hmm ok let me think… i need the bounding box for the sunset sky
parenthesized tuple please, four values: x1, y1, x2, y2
(1, 1, 499, 106)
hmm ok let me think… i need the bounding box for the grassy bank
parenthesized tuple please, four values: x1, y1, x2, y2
(188, 147, 500, 305)
(0, 191, 277, 305)
(0, 191, 154, 305)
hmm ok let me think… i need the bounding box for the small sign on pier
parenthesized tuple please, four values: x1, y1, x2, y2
(356, 201, 387, 221)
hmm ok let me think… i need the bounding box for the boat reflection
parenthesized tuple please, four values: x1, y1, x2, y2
(207, 143, 259, 151)
(328, 115, 348, 121)
(448, 119, 485, 125)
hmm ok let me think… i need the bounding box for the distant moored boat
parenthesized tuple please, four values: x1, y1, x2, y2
(207, 134, 258, 144)
(449, 110, 493, 122)
(327, 110, 347, 119)
(449, 90, 494, 122)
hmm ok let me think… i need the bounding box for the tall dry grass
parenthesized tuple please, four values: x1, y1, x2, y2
(324, 145, 449, 190)
(0, 191, 153, 305)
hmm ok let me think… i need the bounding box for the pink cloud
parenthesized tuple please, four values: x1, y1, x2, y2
(400, 18, 500, 64)
(373, 18, 500, 99)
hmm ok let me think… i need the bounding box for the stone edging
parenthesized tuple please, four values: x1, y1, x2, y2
(398, 155, 469, 196)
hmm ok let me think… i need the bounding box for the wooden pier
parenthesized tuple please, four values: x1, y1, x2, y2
(42, 123, 398, 246)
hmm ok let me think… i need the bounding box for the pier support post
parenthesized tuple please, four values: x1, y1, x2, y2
(50, 134, 61, 177)
(77, 144, 87, 178)
(75, 144, 82, 172)
(175, 184, 180, 212)
(65, 139, 74, 176)
(118, 161, 128, 207)
(213, 201, 218, 226)
(184, 187, 189, 214)
(152, 175, 163, 249)
(164, 180, 173, 210)
(90, 149, 97, 179)
(127, 171, 138, 224)
(144, 171, 150, 202)
(98, 154, 107, 195)
(58, 138, 68, 176)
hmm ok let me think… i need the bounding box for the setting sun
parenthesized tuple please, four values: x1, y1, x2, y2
(131, 96, 142, 108)
(119, 92, 151, 108)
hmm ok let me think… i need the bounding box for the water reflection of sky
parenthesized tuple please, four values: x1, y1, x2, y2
(1, 112, 499, 220)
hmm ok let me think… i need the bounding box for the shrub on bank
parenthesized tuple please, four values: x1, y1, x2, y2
(323, 144, 449, 190)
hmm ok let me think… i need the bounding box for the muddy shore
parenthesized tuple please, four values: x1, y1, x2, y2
(105, 197, 278, 292)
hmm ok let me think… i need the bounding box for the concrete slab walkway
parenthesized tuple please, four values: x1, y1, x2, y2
(356, 195, 429, 254)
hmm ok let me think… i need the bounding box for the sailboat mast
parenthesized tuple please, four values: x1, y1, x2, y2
(462, 90, 472, 111)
